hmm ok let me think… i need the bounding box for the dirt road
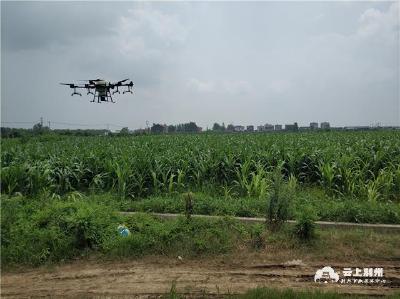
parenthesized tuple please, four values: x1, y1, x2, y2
(2, 255, 399, 298)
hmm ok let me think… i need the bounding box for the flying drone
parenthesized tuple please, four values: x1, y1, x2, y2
(60, 78, 134, 103)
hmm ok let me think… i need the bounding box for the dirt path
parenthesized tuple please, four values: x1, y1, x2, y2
(2, 256, 399, 298)
(120, 212, 400, 231)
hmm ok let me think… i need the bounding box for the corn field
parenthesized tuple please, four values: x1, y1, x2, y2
(1, 131, 399, 201)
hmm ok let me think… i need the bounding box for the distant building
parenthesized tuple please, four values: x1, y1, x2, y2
(321, 122, 330, 129)
(257, 125, 264, 132)
(299, 126, 310, 131)
(246, 125, 254, 132)
(310, 122, 318, 130)
(274, 124, 282, 131)
(344, 126, 369, 131)
(285, 122, 298, 131)
(264, 124, 274, 131)
(234, 125, 245, 132)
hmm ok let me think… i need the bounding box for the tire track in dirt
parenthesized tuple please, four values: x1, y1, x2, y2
(2, 258, 399, 298)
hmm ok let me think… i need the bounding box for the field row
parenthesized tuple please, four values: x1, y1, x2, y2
(1, 131, 400, 201)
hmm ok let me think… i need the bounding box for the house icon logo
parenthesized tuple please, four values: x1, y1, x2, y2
(314, 266, 340, 283)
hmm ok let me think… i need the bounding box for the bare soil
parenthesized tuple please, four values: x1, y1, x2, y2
(2, 253, 400, 298)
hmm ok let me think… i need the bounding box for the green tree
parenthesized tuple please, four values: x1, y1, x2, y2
(119, 127, 129, 136)
(151, 123, 166, 134)
(212, 123, 221, 131)
(167, 125, 176, 133)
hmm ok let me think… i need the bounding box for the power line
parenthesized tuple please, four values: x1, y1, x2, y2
(50, 121, 105, 127)
(1, 121, 37, 124)
(2, 120, 132, 130)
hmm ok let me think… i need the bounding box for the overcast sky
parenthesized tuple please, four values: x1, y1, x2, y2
(1, 1, 399, 130)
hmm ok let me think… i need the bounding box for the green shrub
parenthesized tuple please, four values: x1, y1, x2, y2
(104, 214, 243, 257)
(1, 198, 120, 266)
(293, 205, 318, 241)
(266, 168, 294, 231)
(249, 224, 266, 249)
(183, 192, 194, 220)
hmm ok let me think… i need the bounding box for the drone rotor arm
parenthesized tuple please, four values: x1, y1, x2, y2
(112, 78, 129, 86)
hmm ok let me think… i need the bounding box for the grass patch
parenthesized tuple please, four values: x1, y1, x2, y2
(2, 196, 399, 269)
(104, 213, 246, 258)
(116, 188, 400, 224)
(161, 286, 400, 299)
(1, 196, 121, 266)
(1, 197, 250, 267)
(230, 288, 400, 299)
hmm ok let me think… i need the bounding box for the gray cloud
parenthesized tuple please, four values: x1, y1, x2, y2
(1, 1, 399, 129)
(1, 2, 127, 51)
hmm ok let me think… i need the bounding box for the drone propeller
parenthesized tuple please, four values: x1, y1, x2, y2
(117, 78, 129, 84)
(78, 79, 102, 82)
(111, 79, 129, 87)
(60, 83, 83, 96)
(60, 83, 78, 88)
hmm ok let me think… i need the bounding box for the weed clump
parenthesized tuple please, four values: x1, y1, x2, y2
(250, 224, 266, 249)
(183, 192, 194, 220)
(293, 205, 318, 242)
(266, 167, 294, 231)
(1, 198, 119, 266)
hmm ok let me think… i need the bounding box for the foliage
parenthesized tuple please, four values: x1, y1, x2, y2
(1, 197, 119, 266)
(266, 168, 294, 230)
(1, 198, 247, 267)
(228, 287, 390, 299)
(293, 205, 318, 241)
(183, 192, 194, 220)
(2, 196, 400, 268)
(249, 224, 266, 249)
(104, 214, 243, 258)
(1, 131, 399, 202)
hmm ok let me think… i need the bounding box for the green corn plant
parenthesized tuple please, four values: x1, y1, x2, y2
(374, 168, 394, 199)
(130, 172, 147, 197)
(318, 162, 337, 195)
(221, 183, 235, 200)
(114, 162, 130, 198)
(176, 169, 185, 192)
(246, 163, 269, 198)
(168, 172, 176, 193)
(90, 173, 108, 191)
(287, 174, 298, 193)
(365, 180, 380, 202)
(150, 170, 162, 195)
(1, 165, 22, 195)
(234, 159, 252, 196)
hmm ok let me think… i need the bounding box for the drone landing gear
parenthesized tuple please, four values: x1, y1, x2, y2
(107, 91, 115, 103)
(71, 87, 82, 96)
(94, 95, 115, 103)
(123, 86, 133, 94)
(112, 86, 121, 95)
